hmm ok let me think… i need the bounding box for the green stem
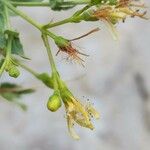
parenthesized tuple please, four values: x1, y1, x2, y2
(73, 4, 91, 16)
(2, 0, 58, 40)
(42, 34, 57, 73)
(0, 3, 12, 76)
(4, 4, 11, 29)
(2, 0, 42, 30)
(15, 61, 54, 89)
(17, 62, 39, 78)
(11, 0, 90, 7)
(44, 18, 72, 29)
(11, 2, 51, 7)
(65, 0, 91, 4)
(42, 34, 58, 90)
(2, 0, 60, 90)
(44, 4, 90, 29)
(0, 35, 13, 76)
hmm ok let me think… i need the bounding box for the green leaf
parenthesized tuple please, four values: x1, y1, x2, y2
(10, 0, 44, 2)
(91, 0, 118, 5)
(0, 13, 5, 33)
(0, 59, 4, 67)
(0, 82, 19, 89)
(0, 82, 35, 110)
(5, 29, 19, 37)
(4, 30, 29, 59)
(49, 0, 75, 11)
(0, 32, 6, 49)
(11, 34, 25, 58)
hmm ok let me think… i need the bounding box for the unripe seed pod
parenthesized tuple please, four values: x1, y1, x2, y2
(47, 93, 62, 112)
(9, 66, 20, 78)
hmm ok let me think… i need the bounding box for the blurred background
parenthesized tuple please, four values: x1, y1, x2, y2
(0, 2, 150, 150)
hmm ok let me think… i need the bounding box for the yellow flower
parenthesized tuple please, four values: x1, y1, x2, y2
(92, 0, 147, 24)
(61, 89, 99, 140)
(91, 0, 147, 39)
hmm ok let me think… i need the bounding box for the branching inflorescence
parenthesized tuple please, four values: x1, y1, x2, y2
(0, 0, 147, 139)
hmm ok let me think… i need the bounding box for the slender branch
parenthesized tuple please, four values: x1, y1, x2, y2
(0, 35, 13, 76)
(4, 4, 11, 29)
(67, 0, 91, 4)
(11, 2, 51, 7)
(42, 34, 57, 73)
(2, 0, 59, 90)
(44, 4, 91, 29)
(0, 4, 12, 76)
(2, 0, 42, 30)
(17, 62, 39, 78)
(73, 4, 91, 16)
(44, 17, 72, 29)
(15, 61, 54, 89)
(11, 0, 90, 7)
(2, 0, 58, 40)
(42, 34, 59, 90)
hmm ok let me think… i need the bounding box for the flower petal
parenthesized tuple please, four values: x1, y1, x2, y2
(86, 104, 100, 119)
(67, 114, 80, 140)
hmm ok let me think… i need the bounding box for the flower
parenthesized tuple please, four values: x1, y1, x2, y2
(60, 88, 99, 140)
(54, 27, 100, 65)
(92, 0, 147, 24)
(91, 0, 147, 38)
(54, 36, 87, 65)
(57, 41, 87, 64)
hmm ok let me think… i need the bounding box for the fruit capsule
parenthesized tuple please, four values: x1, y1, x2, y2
(47, 93, 62, 112)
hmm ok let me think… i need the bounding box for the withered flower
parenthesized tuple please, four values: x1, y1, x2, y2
(56, 40, 87, 65)
(60, 88, 99, 140)
(92, 0, 147, 38)
(92, 0, 147, 24)
(54, 28, 99, 65)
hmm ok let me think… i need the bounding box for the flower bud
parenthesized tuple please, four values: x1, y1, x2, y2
(54, 36, 68, 48)
(37, 73, 53, 88)
(54, 36, 87, 65)
(8, 66, 20, 78)
(47, 92, 62, 112)
(5, 60, 13, 72)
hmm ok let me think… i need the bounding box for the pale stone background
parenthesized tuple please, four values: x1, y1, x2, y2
(0, 2, 150, 150)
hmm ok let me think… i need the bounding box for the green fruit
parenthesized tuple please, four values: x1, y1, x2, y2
(47, 93, 62, 112)
(8, 66, 20, 78)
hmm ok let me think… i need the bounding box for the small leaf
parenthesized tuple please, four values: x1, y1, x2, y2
(0, 82, 19, 89)
(49, 0, 75, 11)
(0, 32, 6, 49)
(0, 13, 5, 32)
(4, 30, 29, 59)
(5, 29, 19, 37)
(0, 82, 35, 110)
(10, 0, 44, 2)
(15, 102, 28, 111)
(11, 35, 24, 57)
(0, 59, 4, 67)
